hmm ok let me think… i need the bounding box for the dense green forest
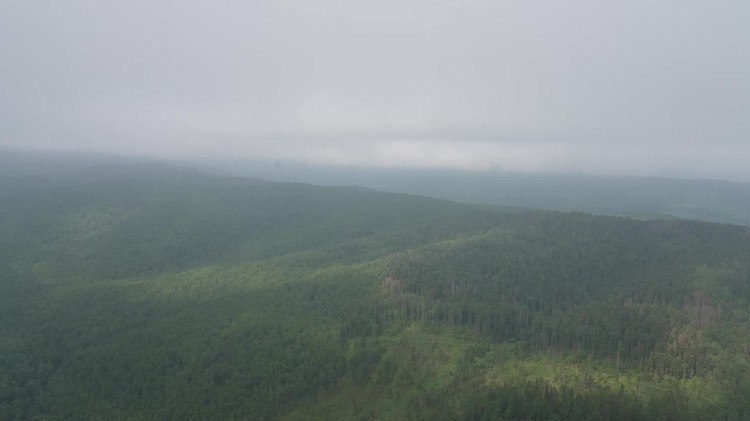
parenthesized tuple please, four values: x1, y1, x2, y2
(2, 159, 750, 420)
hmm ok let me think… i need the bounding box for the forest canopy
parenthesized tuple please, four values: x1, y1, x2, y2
(1, 162, 750, 420)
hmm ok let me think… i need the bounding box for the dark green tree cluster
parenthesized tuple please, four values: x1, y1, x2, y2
(383, 215, 750, 376)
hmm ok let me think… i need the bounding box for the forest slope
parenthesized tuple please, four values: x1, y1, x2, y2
(1, 162, 750, 420)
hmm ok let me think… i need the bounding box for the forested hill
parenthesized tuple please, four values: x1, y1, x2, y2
(2, 162, 750, 420)
(214, 159, 750, 226)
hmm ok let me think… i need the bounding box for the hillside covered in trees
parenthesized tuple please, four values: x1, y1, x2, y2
(208, 157, 750, 226)
(2, 160, 750, 420)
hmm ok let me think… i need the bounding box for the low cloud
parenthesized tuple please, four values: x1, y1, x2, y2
(1, 0, 748, 180)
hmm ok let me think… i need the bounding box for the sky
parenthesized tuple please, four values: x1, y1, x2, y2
(1, 0, 749, 180)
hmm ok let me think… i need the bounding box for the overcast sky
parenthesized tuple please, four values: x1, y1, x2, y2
(1, 0, 749, 179)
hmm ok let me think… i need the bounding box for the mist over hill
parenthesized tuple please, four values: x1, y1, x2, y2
(6, 148, 750, 227)
(202, 157, 750, 226)
(3, 0, 749, 417)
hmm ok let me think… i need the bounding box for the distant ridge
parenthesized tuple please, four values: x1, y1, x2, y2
(205, 158, 750, 226)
